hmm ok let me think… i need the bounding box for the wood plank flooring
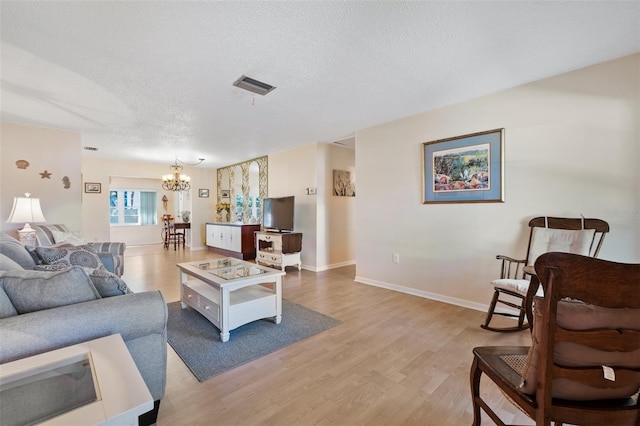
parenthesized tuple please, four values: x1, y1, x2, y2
(123, 245, 533, 426)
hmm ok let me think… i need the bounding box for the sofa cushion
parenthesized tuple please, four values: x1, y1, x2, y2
(0, 267, 101, 314)
(0, 253, 24, 271)
(519, 297, 640, 400)
(0, 282, 18, 318)
(0, 233, 36, 269)
(34, 245, 105, 271)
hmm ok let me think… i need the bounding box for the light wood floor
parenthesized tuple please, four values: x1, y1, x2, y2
(123, 245, 533, 426)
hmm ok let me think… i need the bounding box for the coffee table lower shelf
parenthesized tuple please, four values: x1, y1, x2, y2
(181, 280, 280, 342)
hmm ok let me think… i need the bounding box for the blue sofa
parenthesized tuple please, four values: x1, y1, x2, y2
(0, 233, 167, 425)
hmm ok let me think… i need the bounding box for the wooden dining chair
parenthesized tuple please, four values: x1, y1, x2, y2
(481, 216, 609, 332)
(471, 252, 640, 426)
(163, 217, 185, 250)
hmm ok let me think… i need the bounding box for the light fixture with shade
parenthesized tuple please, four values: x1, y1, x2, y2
(161, 158, 204, 192)
(6, 193, 47, 245)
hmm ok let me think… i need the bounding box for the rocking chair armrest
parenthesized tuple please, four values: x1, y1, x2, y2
(495, 255, 526, 264)
(495, 255, 527, 280)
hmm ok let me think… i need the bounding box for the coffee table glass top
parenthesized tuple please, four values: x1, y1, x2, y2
(193, 258, 268, 280)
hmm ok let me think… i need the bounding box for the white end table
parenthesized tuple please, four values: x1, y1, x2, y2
(0, 334, 153, 426)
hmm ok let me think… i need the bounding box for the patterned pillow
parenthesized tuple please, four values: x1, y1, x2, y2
(34, 245, 105, 271)
(34, 264, 71, 272)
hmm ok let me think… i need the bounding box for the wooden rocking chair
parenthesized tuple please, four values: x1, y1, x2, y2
(481, 216, 609, 332)
(471, 252, 640, 425)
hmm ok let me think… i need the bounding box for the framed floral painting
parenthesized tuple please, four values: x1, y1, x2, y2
(422, 128, 504, 204)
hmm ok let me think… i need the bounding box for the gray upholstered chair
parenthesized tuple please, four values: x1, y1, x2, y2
(33, 224, 126, 277)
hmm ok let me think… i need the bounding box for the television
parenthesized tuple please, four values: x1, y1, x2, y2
(262, 196, 295, 232)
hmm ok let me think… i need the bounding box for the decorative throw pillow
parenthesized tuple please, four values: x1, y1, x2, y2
(34, 264, 71, 272)
(34, 264, 129, 297)
(86, 268, 130, 297)
(51, 230, 87, 245)
(0, 233, 36, 269)
(0, 267, 101, 314)
(34, 245, 105, 271)
(519, 297, 640, 400)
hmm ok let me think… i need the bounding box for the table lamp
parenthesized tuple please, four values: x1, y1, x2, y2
(6, 192, 47, 245)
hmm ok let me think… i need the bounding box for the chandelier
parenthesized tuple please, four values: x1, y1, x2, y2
(162, 164, 191, 191)
(161, 158, 204, 191)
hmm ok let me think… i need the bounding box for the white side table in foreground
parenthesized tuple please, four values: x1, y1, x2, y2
(0, 334, 153, 426)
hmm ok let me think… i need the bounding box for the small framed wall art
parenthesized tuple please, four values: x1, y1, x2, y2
(84, 182, 101, 193)
(422, 128, 504, 204)
(220, 189, 229, 198)
(198, 188, 209, 198)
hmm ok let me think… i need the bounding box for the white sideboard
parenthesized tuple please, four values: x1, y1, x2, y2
(205, 223, 261, 260)
(255, 231, 302, 271)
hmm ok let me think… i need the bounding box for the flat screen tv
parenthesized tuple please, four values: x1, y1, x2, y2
(262, 196, 294, 232)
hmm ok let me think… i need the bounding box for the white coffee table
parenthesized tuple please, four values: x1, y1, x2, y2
(177, 258, 286, 342)
(0, 334, 153, 426)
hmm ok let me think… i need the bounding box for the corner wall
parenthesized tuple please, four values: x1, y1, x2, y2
(355, 53, 640, 311)
(1, 122, 82, 236)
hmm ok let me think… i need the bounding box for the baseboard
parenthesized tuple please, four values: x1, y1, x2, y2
(301, 260, 355, 273)
(354, 275, 519, 316)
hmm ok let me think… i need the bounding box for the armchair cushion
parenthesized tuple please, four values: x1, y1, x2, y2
(0, 267, 101, 314)
(490, 278, 543, 297)
(519, 297, 640, 399)
(527, 228, 595, 266)
(50, 229, 87, 245)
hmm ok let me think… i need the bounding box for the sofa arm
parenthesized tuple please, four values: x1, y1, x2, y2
(88, 242, 125, 276)
(87, 241, 126, 256)
(96, 252, 117, 275)
(0, 291, 167, 400)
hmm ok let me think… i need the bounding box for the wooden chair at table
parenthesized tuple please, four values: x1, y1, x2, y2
(481, 216, 609, 332)
(163, 217, 184, 250)
(471, 252, 640, 426)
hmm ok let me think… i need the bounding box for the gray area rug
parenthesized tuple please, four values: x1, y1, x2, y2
(166, 300, 341, 382)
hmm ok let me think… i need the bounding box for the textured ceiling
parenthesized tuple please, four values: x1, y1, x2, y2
(1, 1, 639, 169)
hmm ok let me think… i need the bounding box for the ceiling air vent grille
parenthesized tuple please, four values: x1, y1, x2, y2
(233, 75, 276, 96)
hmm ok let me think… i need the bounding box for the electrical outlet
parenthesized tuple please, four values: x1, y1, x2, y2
(392, 253, 400, 264)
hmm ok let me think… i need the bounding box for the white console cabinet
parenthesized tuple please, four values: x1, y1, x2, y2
(206, 223, 261, 260)
(255, 231, 302, 271)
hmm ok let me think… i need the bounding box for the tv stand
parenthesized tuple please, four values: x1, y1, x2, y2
(255, 231, 302, 271)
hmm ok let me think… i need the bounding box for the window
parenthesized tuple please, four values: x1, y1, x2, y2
(110, 190, 157, 225)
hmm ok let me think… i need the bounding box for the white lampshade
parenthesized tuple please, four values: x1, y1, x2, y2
(6, 194, 46, 224)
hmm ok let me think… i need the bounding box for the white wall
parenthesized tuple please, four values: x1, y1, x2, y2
(82, 157, 216, 248)
(269, 143, 318, 269)
(1, 122, 82, 236)
(355, 53, 640, 311)
(268, 142, 357, 271)
(324, 143, 356, 268)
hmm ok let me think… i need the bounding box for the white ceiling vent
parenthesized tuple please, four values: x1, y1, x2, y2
(233, 75, 276, 96)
